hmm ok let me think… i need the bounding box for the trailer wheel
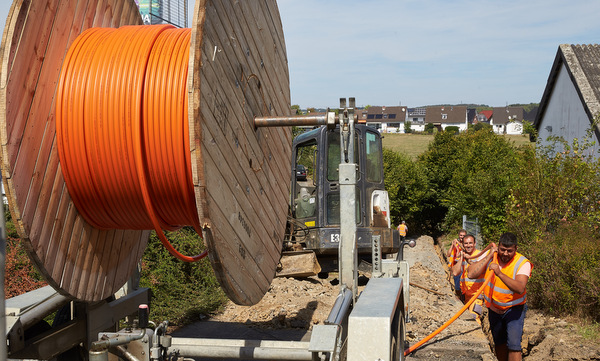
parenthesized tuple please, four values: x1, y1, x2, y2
(391, 307, 406, 361)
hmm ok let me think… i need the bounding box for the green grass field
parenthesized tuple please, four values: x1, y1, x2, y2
(381, 133, 533, 158)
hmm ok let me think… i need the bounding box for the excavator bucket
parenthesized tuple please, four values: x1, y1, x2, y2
(276, 251, 322, 278)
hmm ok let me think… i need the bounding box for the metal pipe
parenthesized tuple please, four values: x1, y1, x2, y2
(254, 114, 337, 128)
(91, 329, 146, 351)
(116, 345, 141, 361)
(325, 287, 353, 326)
(254, 115, 326, 127)
(170, 338, 312, 360)
(18, 293, 71, 331)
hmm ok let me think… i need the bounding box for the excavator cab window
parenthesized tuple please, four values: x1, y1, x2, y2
(293, 140, 318, 219)
(326, 130, 360, 225)
(365, 130, 382, 183)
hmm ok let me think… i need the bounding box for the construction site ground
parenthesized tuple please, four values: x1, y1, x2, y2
(172, 235, 600, 360)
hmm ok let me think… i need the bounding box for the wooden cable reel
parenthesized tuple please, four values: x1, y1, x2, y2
(0, 0, 291, 305)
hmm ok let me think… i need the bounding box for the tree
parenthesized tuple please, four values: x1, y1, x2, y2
(382, 149, 431, 234)
(404, 121, 412, 134)
(291, 104, 302, 115)
(418, 128, 520, 239)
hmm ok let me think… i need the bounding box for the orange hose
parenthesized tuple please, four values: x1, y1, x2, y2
(56, 25, 206, 262)
(404, 253, 497, 356)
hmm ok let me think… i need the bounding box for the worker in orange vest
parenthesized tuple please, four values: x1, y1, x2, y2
(468, 232, 532, 361)
(397, 221, 408, 241)
(451, 234, 489, 322)
(446, 229, 466, 297)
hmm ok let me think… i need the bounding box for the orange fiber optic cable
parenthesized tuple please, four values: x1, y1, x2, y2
(404, 253, 498, 356)
(56, 25, 206, 262)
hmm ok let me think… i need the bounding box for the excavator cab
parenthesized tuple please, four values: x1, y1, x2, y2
(284, 124, 400, 274)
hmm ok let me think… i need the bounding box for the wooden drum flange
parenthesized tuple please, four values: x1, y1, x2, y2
(0, 0, 291, 305)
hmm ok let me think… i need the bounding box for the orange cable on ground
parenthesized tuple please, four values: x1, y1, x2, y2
(56, 25, 206, 262)
(404, 253, 498, 356)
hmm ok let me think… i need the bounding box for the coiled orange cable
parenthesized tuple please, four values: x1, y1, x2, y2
(56, 25, 206, 262)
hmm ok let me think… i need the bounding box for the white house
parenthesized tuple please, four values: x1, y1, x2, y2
(535, 44, 600, 157)
(425, 105, 468, 132)
(357, 106, 407, 133)
(491, 107, 524, 135)
(505, 120, 524, 135)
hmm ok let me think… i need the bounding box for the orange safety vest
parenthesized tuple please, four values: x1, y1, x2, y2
(460, 249, 485, 300)
(398, 224, 407, 236)
(483, 252, 532, 311)
(448, 244, 459, 267)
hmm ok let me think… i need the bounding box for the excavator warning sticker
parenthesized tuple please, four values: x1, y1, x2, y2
(331, 234, 340, 243)
(305, 221, 315, 227)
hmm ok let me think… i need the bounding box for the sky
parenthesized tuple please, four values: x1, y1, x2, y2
(1, 1, 600, 109)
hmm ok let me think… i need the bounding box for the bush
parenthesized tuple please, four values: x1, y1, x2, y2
(417, 129, 521, 238)
(506, 134, 600, 321)
(424, 123, 435, 134)
(140, 228, 227, 325)
(522, 217, 600, 321)
(444, 126, 459, 134)
(383, 148, 431, 234)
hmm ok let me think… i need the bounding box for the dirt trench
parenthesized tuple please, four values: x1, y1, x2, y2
(175, 235, 600, 360)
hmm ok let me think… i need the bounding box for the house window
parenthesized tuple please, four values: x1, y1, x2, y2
(383, 114, 388, 119)
(389, 114, 396, 119)
(442, 114, 448, 120)
(375, 114, 383, 119)
(413, 118, 418, 122)
(367, 114, 375, 119)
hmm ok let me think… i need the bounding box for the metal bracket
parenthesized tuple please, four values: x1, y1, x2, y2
(371, 235, 383, 277)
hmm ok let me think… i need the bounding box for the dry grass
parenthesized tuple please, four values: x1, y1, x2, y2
(381, 132, 533, 158)
(381, 134, 434, 159)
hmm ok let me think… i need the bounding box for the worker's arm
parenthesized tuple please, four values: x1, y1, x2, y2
(488, 264, 529, 294)
(452, 251, 463, 276)
(467, 243, 496, 279)
(446, 239, 458, 257)
(463, 243, 493, 260)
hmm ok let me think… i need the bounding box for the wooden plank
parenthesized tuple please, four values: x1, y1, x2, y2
(100, 229, 125, 299)
(4, 0, 57, 169)
(73, 225, 100, 299)
(202, 202, 265, 304)
(50, 201, 78, 284)
(111, 230, 146, 296)
(85, 229, 112, 300)
(59, 215, 85, 289)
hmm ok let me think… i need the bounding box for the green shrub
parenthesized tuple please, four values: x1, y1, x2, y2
(424, 123, 435, 134)
(383, 148, 431, 234)
(140, 228, 227, 325)
(522, 217, 600, 321)
(444, 126, 459, 134)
